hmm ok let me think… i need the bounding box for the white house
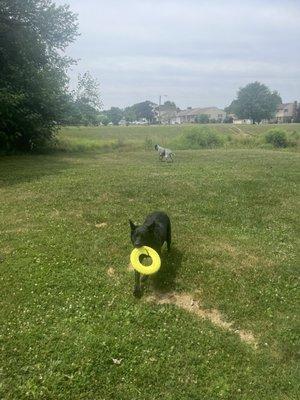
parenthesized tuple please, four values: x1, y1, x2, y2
(275, 102, 297, 123)
(233, 119, 252, 124)
(170, 107, 226, 124)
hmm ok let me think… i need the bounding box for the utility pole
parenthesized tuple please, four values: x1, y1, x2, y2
(158, 94, 167, 124)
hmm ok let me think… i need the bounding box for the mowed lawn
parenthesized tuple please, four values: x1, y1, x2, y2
(0, 142, 299, 398)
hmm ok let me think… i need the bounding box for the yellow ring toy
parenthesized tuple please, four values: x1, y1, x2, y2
(130, 246, 161, 275)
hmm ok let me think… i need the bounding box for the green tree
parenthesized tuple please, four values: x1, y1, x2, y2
(163, 100, 177, 109)
(227, 82, 282, 124)
(71, 72, 102, 125)
(124, 107, 137, 123)
(105, 107, 123, 125)
(76, 72, 101, 110)
(0, 0, 78, 151)
(97, 114, 109, 126)
(195, 114, 209, 124)
(61, 72, 102, 126)
(128, 101, 156, 123)
(225, 99, 238, 115)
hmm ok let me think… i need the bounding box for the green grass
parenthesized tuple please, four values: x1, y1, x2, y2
(0, 129, 299, 399)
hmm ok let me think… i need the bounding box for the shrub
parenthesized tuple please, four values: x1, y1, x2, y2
(265, 129, 288, 148)
(182, 127, 223, 149)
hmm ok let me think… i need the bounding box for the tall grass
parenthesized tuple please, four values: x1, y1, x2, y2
(56, 124, 300, 153)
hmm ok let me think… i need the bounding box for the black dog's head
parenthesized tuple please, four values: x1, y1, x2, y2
(154, 144, 158, 151)
(129, 220, 155, 248)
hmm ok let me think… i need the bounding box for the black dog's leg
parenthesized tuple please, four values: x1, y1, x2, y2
(167, 224, 171, 251)
(133, 271, 142, 298)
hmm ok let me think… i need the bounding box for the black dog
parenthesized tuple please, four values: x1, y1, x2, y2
(129, 211, 171, 297)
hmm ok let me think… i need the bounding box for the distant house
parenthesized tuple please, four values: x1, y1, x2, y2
(233, 118, 252, 124)
(132, 118, 149, 125)
(170, 107, 226, 124)
(158, 109, 179, 124)
(154, 103, 179, 125)
(275, 102, 298, 123)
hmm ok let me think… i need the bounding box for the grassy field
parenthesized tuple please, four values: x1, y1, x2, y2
(0, 125, 299, 399)
(56, 123, 300, 152)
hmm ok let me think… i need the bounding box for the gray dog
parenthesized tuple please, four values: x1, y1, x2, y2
(154, 144, 175, 162)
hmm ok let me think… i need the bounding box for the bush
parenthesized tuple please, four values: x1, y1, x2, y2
(265, 129, 288, 148)
(181, 127, 223, 149)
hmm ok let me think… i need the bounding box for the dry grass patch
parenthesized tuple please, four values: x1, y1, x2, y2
(95, 222, 107, 228)
(146, 291, 258, 349)
(106, 267, 116, 277)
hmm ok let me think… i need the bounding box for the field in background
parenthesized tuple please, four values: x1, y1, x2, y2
(56, 123, 300, 152)
(0, 127, 299, 399)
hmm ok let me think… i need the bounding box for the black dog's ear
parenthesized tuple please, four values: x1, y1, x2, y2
(129, 220, 136, 231)
(148, 221, 155, 231)
(154, 144, 158, 150)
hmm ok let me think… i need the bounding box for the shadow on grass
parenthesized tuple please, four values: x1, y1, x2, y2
(151, 246, 182, 293)
(0, 155, 72, 187)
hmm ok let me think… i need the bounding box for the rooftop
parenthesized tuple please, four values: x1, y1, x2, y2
(177, 107, 225, 116)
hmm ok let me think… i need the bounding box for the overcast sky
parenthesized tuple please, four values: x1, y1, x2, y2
(57, 0, 300, 109)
